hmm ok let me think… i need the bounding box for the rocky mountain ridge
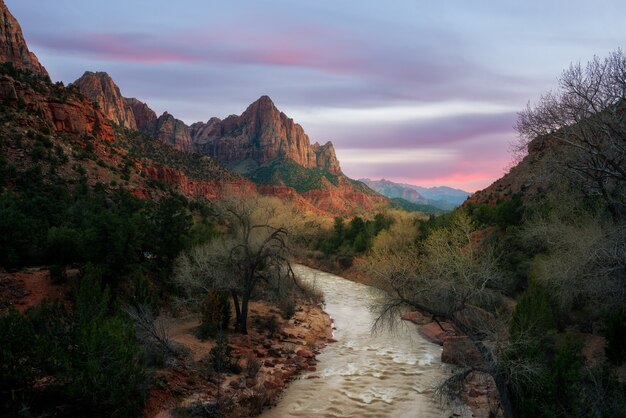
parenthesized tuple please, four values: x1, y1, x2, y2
(68, 71, 386, 214)
(466, 136, 559, 205)
(71, 72, 343, 177)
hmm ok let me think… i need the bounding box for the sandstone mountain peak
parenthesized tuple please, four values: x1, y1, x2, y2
(251, 95, 276, 107)
(72, 71, 137, 130)
(194, 96, 342, 174)
(71, 71, 191, 152)
(0, 0, 48, 78)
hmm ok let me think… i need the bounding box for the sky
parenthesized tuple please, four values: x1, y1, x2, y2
(7, 0, 626, 192)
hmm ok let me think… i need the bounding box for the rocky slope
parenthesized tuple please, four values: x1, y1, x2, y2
(0, 72, 114, 141)
(0, 2, 253, 206)
(71, 72, 195, 152)
(466, 136, 559, 205)
(153, 111, 193, 152)
(0, 0, 48, 78)
(125, 97, 157, 133)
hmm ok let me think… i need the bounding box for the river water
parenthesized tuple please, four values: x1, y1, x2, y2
(261, 265, 468, 418)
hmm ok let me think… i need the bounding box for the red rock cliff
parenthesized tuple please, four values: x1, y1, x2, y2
(126, 97, 157, 133)
(0, 0, 48, 78)
(155, 112, 193, 152)
(71, 71, 137, 129)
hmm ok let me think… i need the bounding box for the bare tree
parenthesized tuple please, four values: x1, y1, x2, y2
(516, 49, 626, 219)
(520, 193, 626, 315)
(173, 197, 294, 334)
(366, 212, 517, 418)
(124, 304, 179, 357)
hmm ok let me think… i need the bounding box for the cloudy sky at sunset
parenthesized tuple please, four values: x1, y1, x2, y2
(8, 0, 626, 191)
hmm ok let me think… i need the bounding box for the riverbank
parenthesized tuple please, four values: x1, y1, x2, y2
(144, 298, 333, 417)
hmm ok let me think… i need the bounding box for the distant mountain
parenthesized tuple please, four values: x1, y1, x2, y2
(359, 179, 471, 211)
(388, 198, 445, 215)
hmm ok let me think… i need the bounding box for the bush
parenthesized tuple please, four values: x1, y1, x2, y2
(63, 266, 146, 416)
(49, 264, 67, 284)
(254, 314, 279, 337)
(0, 309, 37, 391)
(244, 353, 262, 379)
(207, 338, 240, 375)
(510, 282, 557, 337)
(604, 308, 626, 365)
(277, 296, 296, 319)
(46, 226, 83, 265)
(198, 290, 231, 339)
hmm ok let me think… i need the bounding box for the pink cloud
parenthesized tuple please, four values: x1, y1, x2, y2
(405, 172, 497, 192)
(32, 32, 201, 64)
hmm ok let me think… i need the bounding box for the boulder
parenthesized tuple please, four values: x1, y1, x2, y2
(401, 310, 432, 325)
(441, 335, 484, 367)
(295, 347, 315, 359)
(418, 321, 458, 345)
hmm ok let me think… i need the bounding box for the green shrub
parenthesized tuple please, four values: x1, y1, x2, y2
(510, 282, 557, 338)
(25, 300, 71, 374)
(207, 338, 240, 375)
(277, 296, 296, 319)
(604, 308, 626, 365)
(46, 226, 83, 265)
(65, 266, 145, 415)
(49, 264, 67, 284)
(244, 353, 262, 379)
(254, 314, 279, 336)
(0, 309, 37, 391)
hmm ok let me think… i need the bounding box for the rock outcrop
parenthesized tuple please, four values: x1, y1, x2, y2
(441, 335, 484, 368)
(0, 0, 48, 78)
(71, 71, 137, 129)
(125, 97, 157, 133)
(69, 71, 345, 177)
(312, 141, 341, 175)
(71, 72, 193, 152)
(154, 112, 193, 152)
(0, 73, 114, 141)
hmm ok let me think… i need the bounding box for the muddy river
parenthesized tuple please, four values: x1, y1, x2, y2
(261, 265, 469, 418)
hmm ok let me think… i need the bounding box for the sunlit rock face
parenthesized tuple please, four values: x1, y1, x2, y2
(72, 71, 137, 130)
(0, 0, 48, 78)
(154, 111, 194, 152)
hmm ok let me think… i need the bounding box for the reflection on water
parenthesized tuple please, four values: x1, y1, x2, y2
(260, 265, 469, 418)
